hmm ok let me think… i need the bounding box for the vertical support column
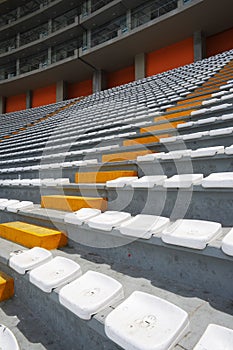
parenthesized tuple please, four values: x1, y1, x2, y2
(17, 6, 21, 19)
(93, 70, 106, 93)
(87, 29, 91, 49)
(82, 0, 91, 16)
(48, 47, 52, 65)
(83, 29, 91, 50)
(126, 9, 131, 31)
(56, 80, 67, 102)
(26, 90, 32, 109)
(87, 0, 91, 15)
(177, 0, 183, 9)
(193, 30, 206, 62)
(48, 18, 52, 35)
(0, 96, 6, 114)
(135, 53, 146, 80)
(16, 58, 20, 76)
(16, 32, 20, 48)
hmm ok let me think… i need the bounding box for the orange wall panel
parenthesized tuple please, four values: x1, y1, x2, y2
(107, 66, 135, 89)
(146, 37, 194, 77)
(5, 94, 26, 113)
(68, 80, 92, 99)
(32, 85, 56, 108)
(206, 27, 233, 57)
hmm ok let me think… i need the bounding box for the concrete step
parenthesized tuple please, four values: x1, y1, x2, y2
(0, 221, 67, 249)
(75, 170, 137, 184)
(41, 195, 108, 212)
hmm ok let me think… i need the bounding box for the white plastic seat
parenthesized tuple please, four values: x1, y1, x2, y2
(190, 108, 209, 116)
(177, 121, 194, 129)
(209, 103, 232, 111)
(162, 219, 222, 249)
(6, 201, 34, 213)
(197, 116, 217, 125)
(182, 131, 209, 140)
(1, 180, 12, 186)
(209, 127, 233, 136)
(64, 208, 101, 225)
(106, 177, 138, 188)
(220, 83, 233, 90)
(87, 211, 131, 231)
(29, 256, 82, 293)
(30, 179, 42, 186)
(221, 112, 233, 120)
(221, 228, 233, 256)
(54, 178, 70, 185)
(19, 179, 33, 186)
(160, 136, 177, 143)
(160, 150, 191, 160)
(86, 159, 98, 165)
(41, 178, 56, 186)
(163, 174, 203, 188)
(9, 179, 22, 186)
(0, 324, 19, 350)
(212, 90, 228, 97)
(119, 214, 170, 239)
(225, 145, 233, 154)
(202, 172, 233, 188)
(137, 153, 165, 162)
(221, 93, 233, 101)
(190, 146, 224, 158)
(0, 198, 8, 204)
(59, 270, 124, 320)
(9, 247, 53, 274)
(202, 98, 220, 105)
(193, 324, 233, 350)
(130, 176, 167, 188)
(0, 200, 20, 210)
(105, 291, 189, 350)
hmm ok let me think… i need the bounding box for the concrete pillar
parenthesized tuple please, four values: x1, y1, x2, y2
(87, 29, 91, 49)
(26, 90, 32, 109)
(48, 18, 52, 34)
(93, 70, 106, 93)
(178, 0, 183, 9)
(193, 30, 206, 62)
(135, 52, 146, 80)
(126, 9, 131, 31)
(82, 30, 91, 50)
(17, 6, 21, 18)
(56, 80, 67, 102)
(16, 58, 20, 75)
(48, 47, 52, 65)
(0, 96, 6, 114)
(82, 0, 91, 16)
(16, 32, 20, 48)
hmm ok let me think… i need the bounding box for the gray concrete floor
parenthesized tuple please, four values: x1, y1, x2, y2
(0, 297, 63, 349)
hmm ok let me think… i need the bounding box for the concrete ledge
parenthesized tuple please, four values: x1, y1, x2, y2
(107, 186, 233, 226)
(1, 183, 233, 225)
(0, 206, 232, 300)
(138, 154, 233, 177)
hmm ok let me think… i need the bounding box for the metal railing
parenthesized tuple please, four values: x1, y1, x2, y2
(0, 0, 182, 81)
(0, 39, 80, 81)
(0, 0, 56, 28)
(20, 23, 49, 46)
(52, 8, 78, 32)
(91, 15, 127, 47)
(91, 0, 113, 13)
(131, 0, 178, 29)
